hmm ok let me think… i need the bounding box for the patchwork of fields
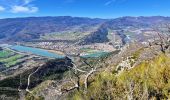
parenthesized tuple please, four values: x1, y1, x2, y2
(0, 46, 111, 73)
(0, 49, 26, 70)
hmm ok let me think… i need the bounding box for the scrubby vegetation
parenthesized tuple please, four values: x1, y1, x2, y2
(68, 54, 170, 100)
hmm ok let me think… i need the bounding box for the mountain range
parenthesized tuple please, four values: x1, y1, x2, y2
(0, 16, 170, 43)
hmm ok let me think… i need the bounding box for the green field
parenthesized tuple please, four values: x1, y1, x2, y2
(82, 51, 109, 58)
(0, 50, 24, 67)
(0, 50, 14, 58)
(80, 48, 109, 58)
(80, 48, 95, 53)
(41, 32, 89, 40)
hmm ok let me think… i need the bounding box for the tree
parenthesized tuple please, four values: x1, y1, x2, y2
(59, 42, 101, 93)
(63, 53, 99, 93)
(152, 24, 170, 53)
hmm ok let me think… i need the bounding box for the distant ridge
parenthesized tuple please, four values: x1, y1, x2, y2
(0, 16, 170, 42)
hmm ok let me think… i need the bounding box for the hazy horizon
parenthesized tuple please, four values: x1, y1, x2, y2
(0, 0, 170, 19)
(1, 15, 170, 20)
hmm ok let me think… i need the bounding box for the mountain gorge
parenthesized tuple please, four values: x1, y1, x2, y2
(0, 16, 170, 100)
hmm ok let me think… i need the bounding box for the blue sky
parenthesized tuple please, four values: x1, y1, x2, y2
(0, 0, 170, 18)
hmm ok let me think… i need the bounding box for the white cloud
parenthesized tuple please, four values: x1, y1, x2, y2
(0, 0, 38, 13)
(11, 5, 38, 13)
(104, 0, 127, 6)
(104, 0, 116, 6)
(23, 0, 34, 5)
(0, 6, 5, 12)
